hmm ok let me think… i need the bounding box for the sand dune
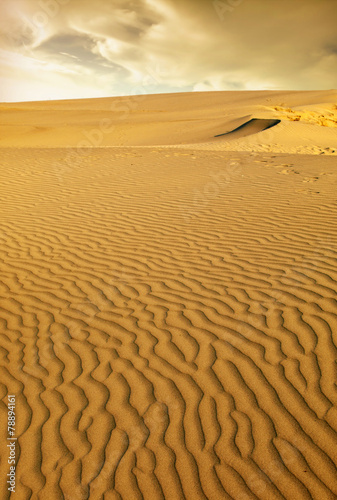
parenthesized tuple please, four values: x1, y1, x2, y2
(214, 118, 281, 140)
(0, 90, 336, 153)
(1, 91, 337, 499)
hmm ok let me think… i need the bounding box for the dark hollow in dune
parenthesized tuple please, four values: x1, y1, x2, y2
(215, 118, 281, 139)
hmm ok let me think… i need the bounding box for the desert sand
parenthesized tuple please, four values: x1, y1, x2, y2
(0, 90, 337, 499)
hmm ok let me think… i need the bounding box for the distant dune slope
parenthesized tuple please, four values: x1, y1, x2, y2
(0, 90, 336, 153)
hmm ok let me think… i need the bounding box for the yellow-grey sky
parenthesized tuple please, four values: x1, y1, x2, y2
(1, 0, 336, 101)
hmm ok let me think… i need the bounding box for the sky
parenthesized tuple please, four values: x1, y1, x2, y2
(0, 0, 336, 102)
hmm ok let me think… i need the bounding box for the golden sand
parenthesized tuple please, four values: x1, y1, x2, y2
(0, 90, 337, 499)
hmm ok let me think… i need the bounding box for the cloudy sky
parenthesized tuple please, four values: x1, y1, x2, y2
(1, 0, 336, 102)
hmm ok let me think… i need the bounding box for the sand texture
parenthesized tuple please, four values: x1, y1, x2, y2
(0, 90, 337, 499)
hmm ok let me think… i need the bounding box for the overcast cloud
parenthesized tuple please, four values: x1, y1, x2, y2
(1, 0, 336, 101)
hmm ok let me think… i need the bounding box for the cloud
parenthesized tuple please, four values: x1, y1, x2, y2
(0, 0, 336, 101)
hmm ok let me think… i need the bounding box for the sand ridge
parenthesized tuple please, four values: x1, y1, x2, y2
(271, 105, 337, 127)
(0, 91, 337, 499)
(0, 90, 336, 153)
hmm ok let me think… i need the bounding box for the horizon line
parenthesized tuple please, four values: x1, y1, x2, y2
(1, 88, 336, 105)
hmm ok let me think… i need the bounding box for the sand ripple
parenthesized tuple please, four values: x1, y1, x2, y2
(0, 148, 337, 499)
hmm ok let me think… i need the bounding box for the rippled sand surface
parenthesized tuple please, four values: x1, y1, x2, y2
(1, 91, 337, 499)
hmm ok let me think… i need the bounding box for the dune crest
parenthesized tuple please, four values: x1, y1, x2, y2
(0, 90, 336, 153)
(271, 105, 337, 127)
